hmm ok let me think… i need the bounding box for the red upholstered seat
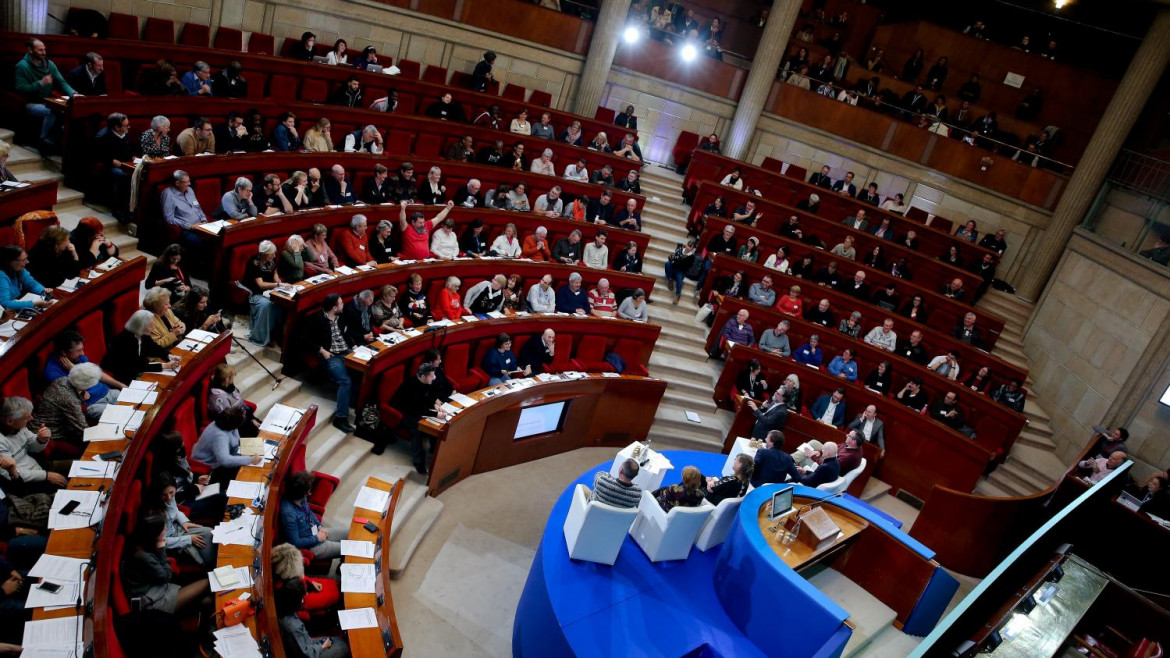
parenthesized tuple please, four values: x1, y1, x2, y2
(613, 338, 650, 377)
(594, 106, 616, 123)
(247, 32, 276, 55)
(142, 18, 175, 44)
(415, 133, 442, 157)
(546, 334, 574, 373)
(280, 37, 300, 58)
(75, 312, 107, 365)
(108, 289, 140, 341)
(377, 365, 406, 428)
(107, 13, 139, 40)
(444, 343, 487, 391)
(529, 90, 553, 107)
(449, 71, 473, 90)
(501, 84, 526, 101)
(267, 74, 298, 101)
(178, 23, 209, 47)
(171, 399, 210, 474)
(672, 131, 701, 169)
(103, 60, 124, 94)
(421, 65, 448, 85)
(571, 335, 615, 373)
(13, 209, 60, 249)
(397, 60, 422, 80)
(386, 130, 413, 156)
(111, 535, 131, 615)
(308, 471, 340, 516)
(214, 27, 244, 51)
(0, 370, 30, 401)
(396, 92, 418, 114)
(301, 79, 329, 103)
(193, 179, 221, 216)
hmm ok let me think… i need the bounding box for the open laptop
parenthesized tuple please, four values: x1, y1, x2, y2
(311, 56, 329, 64)
(366, 63, 384, 74)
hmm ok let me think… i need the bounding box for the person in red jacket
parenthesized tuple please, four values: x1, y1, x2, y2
(335, 214, 376, 266)
(777, 284, 803, 315)
(432, 276, 466, 320)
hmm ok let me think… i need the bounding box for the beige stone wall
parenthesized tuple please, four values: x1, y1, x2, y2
(1025, 231, 1170, 472)
(1126, 363, 1170, 474)
(1087, 185, 1170, 252)
(749, 114, 1052, 281)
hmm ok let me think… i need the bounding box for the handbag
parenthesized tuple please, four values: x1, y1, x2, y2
(695, 304, 714, 322)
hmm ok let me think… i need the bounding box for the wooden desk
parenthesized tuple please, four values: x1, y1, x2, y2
(419, 373, 667, 495)
(343, 476, 405, 658)
(755, 495, 869, 572)
(0, 179, 57, 225)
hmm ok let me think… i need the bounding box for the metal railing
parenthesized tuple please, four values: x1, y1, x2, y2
(1107, 149, 1170, 201)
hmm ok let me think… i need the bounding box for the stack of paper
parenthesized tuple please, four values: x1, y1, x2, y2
(449, 392, 477, 407)
(21, 616, 84, 656)
(212, 509, 261, 546)
(0, 319, 27, 338)
(25, 576, 84, 610)
(29, 554, 89, 583)
(338, 607, 379, 630)
(353, 486, 390, 512)
(340, 540, 376, 558)
(356, 264, 376, 272)
(486, 311, 505, 319)
(225, 480, 263, 500)
(199, 220, 227, 235)
(68, 460, 117, 479)
(439, 402, 463, 417)
(115, 387, 158, 405)
(208, 565, 254, 592)
(335, 265, 357, 275)
(305, 273, 335, 285)
(97, 405, 146, 433)
(186, 328, 218, 343)
(213, 624, 262, 658)
(82, 424, 123, 442)
(48, 490, 104, 530)
(58, 277, 85, 292)
(350, 346, 377, 362)
(460, 315, 479, 322)
(259, 404, 302, 433)
(174, 338, 206, 353)
(340, 563, 376, 593)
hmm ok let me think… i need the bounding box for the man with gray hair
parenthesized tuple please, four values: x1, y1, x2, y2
(464, 274, 507, 314)
(343, 290, 376, 345)
(161, 169, 208, 264)
(35, 362, 104, 449)
(758, 319, 792, 357)
(534, 186, 563, 217)
(0, 397, 67, 493)
(797, 440, 841, 487)
(863, 318, 898, 352)
(522, 226, 552, 261)
(324, 164, 356, 205)
(341, 124, 383, 154)
(452, 178, 482, 208)
(556, 272, 591, 315)
(215, 176, 257, 220)
(590, 458, 641, 508)
(552, 229, 583, 265)
(336, 214, 375, 267)
(181, 60, 213, 96)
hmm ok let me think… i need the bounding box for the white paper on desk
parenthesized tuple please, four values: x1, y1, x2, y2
(123, 409, 146, 433)
(429, 319, 455, 328)
(461, 315, 479, 322)
(601, 372, 621, 378)
(334, 265, 357, 275)
(306, 273, 334, 285)
(186, 329, 218, 343)
(353, 486, 389, 512)
(21, 615, 84, 654)
(487, 311, 505, 319)
(259, 404, 302, 433)
(340, 563, 376, 593)
(18, 292, 42, 303)
(58, 277, 82, 292)
(197, 481, 223, 500)
(88, 270, 102, 279)
(175, 338, 206, 352)
(356, 264, 375, 272)
(96, 257, 122, 271)
(449, 392, 477, 407)
(69, 460, 117, 479)
(48, 490, 103, 530)
(338, 607, 379, 630)
(115, 388, 158, 405)
(213, 623, 261, 658)
(152, 368, 177, 376)
(83, 423, 122, 442)
(212, 509, 261, 546)
(340, 540, 376, 558)
(199, 220, 226, 235)
(19, 647, 77, 657)
(25, 577, 83, 609)
(238, 436, 265, 456)
(29, 554, 88, 582)
(208, 566, 253, 592)
(350, 346, 376, 362)
(0, 319, 26, 338)
(440, 402, 462, 417)
(404, 329, 423, 337)
(225, 480, 262, 500)
(98, 404, 136, 425)
(533, 373, 556, 383)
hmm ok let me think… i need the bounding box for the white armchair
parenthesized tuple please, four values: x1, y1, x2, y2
(563, 484, 639, 565)
(816, 475, 848, 494)
(840, 458, 867, 492)
(694, 496, 744, 552)
(629, 490, 714, 562)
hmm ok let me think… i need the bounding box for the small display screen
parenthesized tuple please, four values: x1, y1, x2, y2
(770, 486, 794, 520)
(514, 401, 568, 440)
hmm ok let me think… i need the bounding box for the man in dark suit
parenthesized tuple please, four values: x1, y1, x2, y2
(67, 52, 107, 95)
(832, 171, 857, 198)
(847, 405, 886, 453)
(750, 430, 800, 487)
(747, 387, 789, 439)
(798, 442, 842, 487)
(810, 388, 847, 428)
(901, 85, 928, 115)
(377, 363, 447, 473)
(808, 165, 833, 189)
(362, 164, 396, 205)
(94, 112, 136, 220)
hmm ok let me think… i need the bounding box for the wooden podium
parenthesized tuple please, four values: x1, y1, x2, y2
(797, 507, 842, 552)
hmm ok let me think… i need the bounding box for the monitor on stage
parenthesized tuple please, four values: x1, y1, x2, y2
(514, 401, 569, 440)
(769, 486, 794, 520)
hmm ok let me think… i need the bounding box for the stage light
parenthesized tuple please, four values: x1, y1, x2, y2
(681, 44, 697, 62)
(623, 27, 640, 44)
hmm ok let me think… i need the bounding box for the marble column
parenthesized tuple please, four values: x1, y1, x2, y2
(572, 0, 633, 117)
(1, 0, 48, 34)
(723, 0, 802, 161)
(1015, 8, 1170, 302)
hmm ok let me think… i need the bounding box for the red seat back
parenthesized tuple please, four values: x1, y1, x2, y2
(123, 480, 143, 535)
(576, 335, 606, 362)
(550, 335, 574, 369)
(142, 17, 175, 44)
(415, 133, 442, 157)
(396, 92, 418, 114)
(449, 71, 473, 89)
(214, 27, 244, 51)
(529, 90, 553, 107)
(178, 23, 209, 47)
(76, 312, 108, 365)
(193, 179, 221, 215)
(103, 59, 124, 94)
(595, 106, 616, 123)
(444, 343, 471, 379)
(170, 399, 209, 474)
(108, 289, 139, 342)
(280, 37, 300, 57)
(107, 13, 139, 40)
(111, 535, 131, 616)
(14, 210, 60, 250)
(614, 338, 647, 372)
(248, 32, 276, 55)
(267, 74, 298, 101)
(301, 79, 329, 103)
(502, 84, 526, 101)
(421, 65, 448, 85)
(0, 370, 30, 400)
(397, 60, 421, 80)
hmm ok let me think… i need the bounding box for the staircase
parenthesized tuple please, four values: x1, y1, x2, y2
(637, 167, 735, 451)
(973, 289, 1069, 497)
(3, 130, 445, 576)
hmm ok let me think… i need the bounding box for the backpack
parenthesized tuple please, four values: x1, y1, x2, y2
(604, 352, 626, 374)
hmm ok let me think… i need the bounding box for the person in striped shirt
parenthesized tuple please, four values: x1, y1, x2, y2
(591, 459, 642, 509)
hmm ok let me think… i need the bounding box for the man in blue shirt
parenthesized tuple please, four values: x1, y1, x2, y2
(160, 169, 208, 264)
(827, 348, 859, 382)
(555, 272, 591, 315)
(43, 329, 125, 421)
(180, 61, 213, 96)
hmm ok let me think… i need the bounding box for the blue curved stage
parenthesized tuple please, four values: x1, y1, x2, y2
(513, 450, 958, 658)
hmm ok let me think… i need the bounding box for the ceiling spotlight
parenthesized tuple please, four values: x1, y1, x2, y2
(681, 44, 697, 62)
(1054, 0, 1068, 8)
(623, 27, 640, 44)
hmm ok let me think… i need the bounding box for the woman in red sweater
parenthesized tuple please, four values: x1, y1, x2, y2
(777, 284, 803, 315)
(432, 275, 466, 320)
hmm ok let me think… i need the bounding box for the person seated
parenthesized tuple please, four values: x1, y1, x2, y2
(871, 281, 899, 310)
(323, 165, 357, 205)
(339, 124, 383, 154)
(939, 244, 962, 267)
(929, 391, 967, 431)
(554, 272, 591, 315)
(833, 172, 858, 198)
(523, 274, 555, 314)
(452, 179, 484, 209)
(830, 235, 857, 260)
(810, 388, 846, 427)
(271, 112, 300, 151)
(328, 75, 363, 108)
(587, 132, 611, 153)
(280, 471, 345, 560)
(992, 379, 1026, 412)
(287, 31, 317, 60)
(67, 51, 107, 96)
(703, 453, 753, 505)
(474, 105, 503, 130)
(175, 117, 215, 156)
(33, 361, 103, 457)
(252, 174, 293, 215)
(927, 350, 961, 381)
(613, 134, 642, 162)
(374, 360, 447, 466)
(736, 358, 769, 400)
(839, 271, 869, 300)
(393, 273, 428, 326)
(368, 284, 404, 332)
(417, 166, 447, 206)
(767, 282, 797, 314)
(141, 60, 184, 97)
(789, 332, 823, 366)
(331, 214, 373, 267)
(190, 405, 260, 481)
(605, 241, 639, 276)
(836, 310, 862, 339)
(652, 466, 704, 512)
(510, 109, 532, 135)
(446, 134, 475, 163)
(530, 187, 563, 219)
(751, 430, 800, 487)
(276, 577, 349, 658)
(92, 113, 136, 219)
(980, 229, 1010, 257)
(352, 45, 379, 70)
(102, 310, 178, 386)
(44, 329, 124, 422)
(486, 223, 519, 258)
(432, 276, 466, 321)
(207, 60, 247, 98)
(587, 278, 617, 318)
(425, 92, 467, 122)
(142, 287, 186, 350)
(463, 274, 507, 316)
(122, 512, 211, 616)
(517, 227, 552, 262)
(303, 224, 339, 275)
(827, 348, 858, 382)
(953, 312, 984, 348)
(474, 139, 506, 168)
(359, 164, 395, 206)
(863, 318, 898, 352)
(454, 218, 486, 257)
(717, 308, 755, 351)
(803, 298, 834, 328)
(242, 241, 286, 347)
(160, 170, 209, 261)
(213, 176, 258, 221)
(482, 333, 527, 385)
(205, 364, 260, 438)
(812, 261, 842, 289)
(552, 230, 583, 266)
(590, 459, 642, 508)
(271, 542, 342, 621)
(881, 193, 908, 215)
(26, 225, 79, 288)
(1016, 86, 1044, 122)
(611, 198, 643, 232)
(856, 183, 881, 207)
(1077, 451, 1127, 484)
(149, 477, 216, 568)
(582, 230, 610, 269)
(963, 366, 992, 395)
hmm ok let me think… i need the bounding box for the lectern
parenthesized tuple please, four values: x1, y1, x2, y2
(796, 507, 841, 552)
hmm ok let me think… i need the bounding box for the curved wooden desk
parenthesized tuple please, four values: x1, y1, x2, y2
(755, 494, 870, 572)
(418, 373, 667, 495)
(0, 179, 57, 225)
(343, 476, 405, 658)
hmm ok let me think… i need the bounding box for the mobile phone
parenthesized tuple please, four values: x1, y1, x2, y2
(363, 521, 379, 533)
(98, 450, 123, 461)
(37, 581, 62, 593)
(59, 500, 81, 515)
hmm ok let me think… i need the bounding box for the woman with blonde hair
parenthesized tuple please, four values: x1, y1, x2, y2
(301, 117, 333, 152)
(304, 223, 339, 275)
(432, 275, 465, 320)
(143, 286, 186, 349)
(654, 466, 705, 511)
(208, 363, 261, 436)
(371, 284, 403, 331)
(491, 223, 522, 258)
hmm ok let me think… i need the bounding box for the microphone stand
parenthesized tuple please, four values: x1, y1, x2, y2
(231, 333, 284, 390)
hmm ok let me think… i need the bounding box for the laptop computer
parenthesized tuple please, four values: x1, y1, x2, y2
(311, 56, 329, 64)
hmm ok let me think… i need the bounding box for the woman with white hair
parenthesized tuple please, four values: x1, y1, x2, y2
(102, 310, 177, 388)
(369, 219, 395, 264)
(33, 362, 103, 453)
(490, 223, 522, 258)
(781, 373, 802, 411)
(278, 234, 306, 282)
(432, 276, 465, 321)
(143, 286, 186, 349)
(1, 396, 67, 494)
(588, 131, 611, 153)
(140, 115, 171, 158)
(464, 274, 507, 315)
(529, 148, 555, 176)
(243, 240, 284, 346)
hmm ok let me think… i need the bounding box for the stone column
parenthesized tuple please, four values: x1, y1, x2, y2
(723, 0, 802, 160)
(1, 0, 48, 34)
(1015, 8, 1170, 302)
(572, 0, 633, 117)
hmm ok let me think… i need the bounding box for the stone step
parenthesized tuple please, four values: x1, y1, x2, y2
(6, 144, 44, 175)
(1021, 417, 1054, 437)
(807, 567, 898, 658)
(18, 168, 63, 186)
(52, 187, 86, 212)
(979, 297, 1030, 321)
(988, 461, 1046, 496)
(389, 495, 444, 578)
(1022, 397, 1052, 423)
(859, 477, 891, 502)
(992, 346, 1030, 370)
(1016, 430, 1058, 451)
(651, 400, 731, 442)
(0, 128, 14, 142)
(984, 470, 1031, 497)
(646, 422, 726, 452)
(973, 477, 1013, 498)
(1005, 442, 1069, 484)
(650, 334, 707, 365)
